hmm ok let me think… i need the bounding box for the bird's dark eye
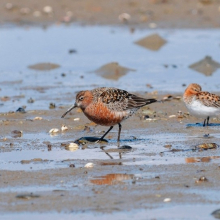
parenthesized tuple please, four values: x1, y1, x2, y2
(79, 96, 84, 101)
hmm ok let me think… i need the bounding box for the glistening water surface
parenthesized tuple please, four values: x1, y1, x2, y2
(0, 26, 220, 111)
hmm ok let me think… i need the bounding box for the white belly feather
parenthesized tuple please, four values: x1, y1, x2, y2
(185, 99, 220, 119)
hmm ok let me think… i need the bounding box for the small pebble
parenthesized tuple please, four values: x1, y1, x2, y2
(69, 164, 75, 168)
(69, 49, 77, 54)
(49, 103, 56, 109)
(16, 107, 26, 113)
(11, 130, 23, 138)
(27, 98, 34, 103)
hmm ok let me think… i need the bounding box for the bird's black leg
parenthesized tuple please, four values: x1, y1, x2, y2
(98, 126, 113, 142)
(117, 123, 122, 143)
(206, 116, 210, 126)
(117, 123, 122, 147)
(203, 119, 206, 127)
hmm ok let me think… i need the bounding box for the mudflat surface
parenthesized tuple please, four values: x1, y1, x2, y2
(1, 93, 220, 219)
(1, 0, 220, 28)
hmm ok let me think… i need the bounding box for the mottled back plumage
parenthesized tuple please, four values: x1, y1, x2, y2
(93, 87, 156, 111)
(61, 87, 157, 144)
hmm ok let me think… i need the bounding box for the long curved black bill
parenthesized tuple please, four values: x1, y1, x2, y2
(61, 103, 77, 118)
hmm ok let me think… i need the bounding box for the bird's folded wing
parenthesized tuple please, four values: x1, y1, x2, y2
(197, 92, 220, 108)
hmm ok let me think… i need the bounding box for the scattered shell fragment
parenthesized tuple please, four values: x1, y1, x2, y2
(34, 117, 43, 120)
(85, 163, 94, 168)
(195, 143, 218, 150)
(135, 33, 167, 51)
(164, 144, 172, 149)
(163, 198, 171, 202)
(16, 193, 40, 200)
(162, 95, 173, 101)
(169, 115, 176, 118)
(75, 137, 108, 145)
(73, 118, 80, 121)
(189, 56, 220, 76)
(174, 96, 181, 100)
(118, 13, 131, 22)
(65, 143, 79, 152)
(43, 6, 53, 14)
(195, 176, 208, 183)
(49, 128, 59, 134)
(61, 125, 68, 131)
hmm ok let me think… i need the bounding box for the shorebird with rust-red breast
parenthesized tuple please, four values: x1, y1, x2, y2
(61, 87, 157, 145)
(183, 83, 220, 126)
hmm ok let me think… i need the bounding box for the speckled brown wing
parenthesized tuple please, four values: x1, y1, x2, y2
(197, 92, 220, 108)
(99, 88, 157, 111)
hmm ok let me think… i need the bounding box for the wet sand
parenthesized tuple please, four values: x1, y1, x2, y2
(1, 94, 220, 218)
(1, 0, 220, 28)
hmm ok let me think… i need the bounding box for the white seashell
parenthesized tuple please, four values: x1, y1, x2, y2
(73, 118, 80, 121)
(84, 163, 94, 168)
(169, 115, 176, 118)
(118, 13, 131, 22)
(163, 198, 171, 202)
(61, 125, 68, 131)
(34, 117, 42, 120)
(66, 143, 79, 152)
(49, 128, 59, 134)
(43, 6, 53, 13)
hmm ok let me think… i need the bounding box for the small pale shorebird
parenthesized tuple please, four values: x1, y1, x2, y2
(183, 83, 220, 126)
(61, 87, 157, 145)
